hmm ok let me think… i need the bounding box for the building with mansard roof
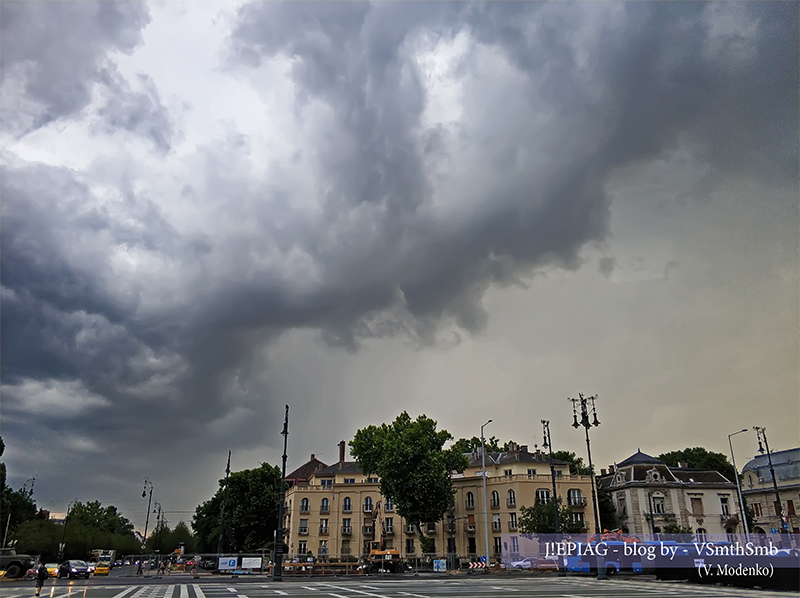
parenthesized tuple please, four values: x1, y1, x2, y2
(741, 446, 800, 536)
(596, 449, 740, 538)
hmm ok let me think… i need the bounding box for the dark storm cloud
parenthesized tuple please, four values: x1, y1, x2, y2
(1, 1, 797, 507)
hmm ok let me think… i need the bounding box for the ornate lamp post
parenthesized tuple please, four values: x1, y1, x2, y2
(542, 420, 566, 577)
(140, 479, 154, 574)
(272, 405, 290, 581)
(753, 427, 787, 546)
(481, 419, 492, 569)
(728, 429, 750, 542)
(57, 499, 78, 562)
(569, 393, 606, 580)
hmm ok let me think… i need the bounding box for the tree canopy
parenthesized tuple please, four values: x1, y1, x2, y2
(450, 436, 518, 454)
(518, 497, 586, 534)
(350, 412, 469, 531)
(192, 462, 282, 553)
(68, 500, 134, 536)
(551, 450, 592, 475)
(658, 447, 737, 482)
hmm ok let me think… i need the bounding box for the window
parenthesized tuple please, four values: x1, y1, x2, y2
(298, 541, 307, 555)
(320, 498, 330, 513)
(342, 518, 351, 534)
(364, 497, 373, 512)
(788, 500, 796, 516)
(653, 496, 665, 514)
(468, 537, 476, 554)
(527, 469, 537, 476)
(572, 512, 584, 524)
(568, 489, 583, 506)
(690, 497, 704, 516)
(511, 536, 519, 553)
(619, 497, 627, 517)
(491, 490, 500, 508)
(493, 537, 502, 554)
(695, 528, 707, 541)
(507, 489, 516, 507)
(320, 479, 333, 487)
(467, 514, 476, 530)
(492, 514, 501, 531)
(320, 518, 329, 534)
(405, 539, 415, 554)
(341, 540, 351, 555)
(753, 503, 762, 517)
(344, 478, 355, 484)
(385, 498, 394, 512)
(299, 519, 309, 535)
(385, 517, 394, 533)
(427, 522, 436, 533)
(300, 498, 310, 513)
(466, 492, 475, 508)
(367, 477, 379, 483)
(343, 497, 352, 512)
(509, 512, 517, 530)
(504, 469, 512, 476)
(720, 496, 729, 516)
(536, 489, 551, 503)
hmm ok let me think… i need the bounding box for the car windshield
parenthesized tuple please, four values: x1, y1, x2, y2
(72, 561, 87, 566)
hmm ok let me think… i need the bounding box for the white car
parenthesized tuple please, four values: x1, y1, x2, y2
(510, 556, 558, 570)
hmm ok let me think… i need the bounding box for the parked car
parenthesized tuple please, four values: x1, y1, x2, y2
(59, 560, 91, 579)
(510, 556, 559, 571)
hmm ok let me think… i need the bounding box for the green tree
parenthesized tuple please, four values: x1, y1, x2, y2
(658, 447, 737, 482)
(551, 451, 592, 475)
(597, 490, 617, 531)
(518, 497, 586, 534)
(69, 500, 135, 535)
(350, 412, 469, 541)
(450, 436, 519, 454)
(661, 522, 693, 534)
(192, 462, 281, 553)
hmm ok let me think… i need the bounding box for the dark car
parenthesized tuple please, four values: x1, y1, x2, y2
(59, 560, 91, 579)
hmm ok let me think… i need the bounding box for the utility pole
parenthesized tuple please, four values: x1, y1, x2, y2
(753, 427, 787, 546)
(480, 419, 492, 570)
(273, 405, 289, 581)
(58, 499, 78, 561)
(728, 429, 750, 543)
(217, 451, 232, 556)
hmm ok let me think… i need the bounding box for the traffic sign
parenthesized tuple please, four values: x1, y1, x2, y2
(141, 544, 147, 550)
(480, 555, 486, 563)
(771, 528, 777, 534)
(469, 562, 487, 569)
(783, 522, 789, 530)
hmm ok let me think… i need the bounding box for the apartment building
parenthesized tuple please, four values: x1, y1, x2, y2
(741, 447, 800, 536)
(596, 449, 740, 537)
(283, 440, 596, 562)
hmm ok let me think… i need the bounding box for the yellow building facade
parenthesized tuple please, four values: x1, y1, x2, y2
(283, 441, 596, 562)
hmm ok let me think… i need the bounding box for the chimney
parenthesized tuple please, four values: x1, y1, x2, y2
(520, 445, 528, 453)
(339, 440, 346, 463)
(609, 465, 615, 474)
(601, 468, 607, 476)
(311, 453, 315, 461)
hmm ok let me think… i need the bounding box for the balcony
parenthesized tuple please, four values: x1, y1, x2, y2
(490, 501, 501, 509)
(645, 512, 676, 520)
(319, 526, 329, 536)
(341, 526, 352, 535)
(342, 506, 352, 514)
(363, 505, 373, 513)
(405, 525, 416, 534)
(720, 514, 740, 525)
(492, 522, 502, 532)
(507, 498, 516, 508)
(508, 521, 518, 532)
(465, 501, 475, 510)
(464, 522, 476, 533)
(384, 526, 394, 535)
(568, 497, 587, 507)
(298, 527, 309, 536)
(300, 506, 309, 514)
(320, 506, 330, 514)
(363, 526, 375, 536)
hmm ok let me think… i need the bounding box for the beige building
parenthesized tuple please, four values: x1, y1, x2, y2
(596, 450, 741, 538)
(741, 447, 800, 537)
(283, 441, 596, 562)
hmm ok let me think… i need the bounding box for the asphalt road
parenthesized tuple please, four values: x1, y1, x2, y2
(3, 575, 793, 598)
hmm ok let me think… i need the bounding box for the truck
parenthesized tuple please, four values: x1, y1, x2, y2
(364, 501, 406, 574)
(90, 549, 116, 567)
(0, 547, 34, 579)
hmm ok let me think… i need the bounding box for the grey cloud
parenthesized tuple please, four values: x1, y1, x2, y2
(0, 1, 152, 136)
(598, 257, 617, 278)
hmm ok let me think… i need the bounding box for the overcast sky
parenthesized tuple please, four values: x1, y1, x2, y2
(2, 1, 797, 532)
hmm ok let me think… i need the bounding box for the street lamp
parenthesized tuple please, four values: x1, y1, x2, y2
(272, 405, 290, 581)
(57, 499, 78, 561)
(481, 419, 492, 569)
(728, 429, 750, 543)
(542, 420, 566, 577)
(140, 479, 154, 574)
(153, 501, 163, 577)
(569, 393, 606, 580)
(753, 426, 788, 546)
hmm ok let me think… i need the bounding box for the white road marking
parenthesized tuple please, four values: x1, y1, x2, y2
(226, 590, 237, 594)
(193, 585, 206, 598)
(301, 588, 319, 592)
(272, 591, 288, 596)
(398, 593, 429, 598)
(111, 588, 137, 598)
(314, 585, 389, 598)
(180, 585, 189, 598)
(164, 586, 176, 598)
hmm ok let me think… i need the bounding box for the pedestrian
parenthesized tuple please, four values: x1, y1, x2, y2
(35, 563, 48, 597)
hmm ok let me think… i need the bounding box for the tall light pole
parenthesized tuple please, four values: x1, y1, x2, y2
(728, 429, 750, 543)
(480, 419, 492, 569)
(57, 499, 78, 562)
(141, 479, 154, 572)
(217, 451, 232, 556)
(569, 393, 606, 580)
(272, 405, 290, 581)
(753, 427, 786, 546)
(541, 420, 566, 577)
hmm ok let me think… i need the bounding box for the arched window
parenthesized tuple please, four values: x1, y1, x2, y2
(491, 490, 500, 508)
(695, 528, 707, 541)
(466, 492, 475, 508)
(320, 498, 329, 513)
(364, 497, 373, 512)
(300, 497, 309, 512)
(507, 489, 516, 507)
(567, 489, 583, 507)
(536, 489, 551, 503)
(343, 497, 352, 513)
